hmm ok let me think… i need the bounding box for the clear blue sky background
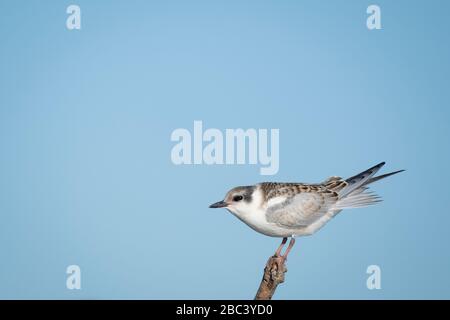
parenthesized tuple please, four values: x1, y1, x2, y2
(1, 0, 449, 299)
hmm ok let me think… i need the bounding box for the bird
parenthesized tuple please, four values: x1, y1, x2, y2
(209, 162, 403, 263)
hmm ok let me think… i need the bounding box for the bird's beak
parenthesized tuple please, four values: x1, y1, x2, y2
(209, 200, 228, 208)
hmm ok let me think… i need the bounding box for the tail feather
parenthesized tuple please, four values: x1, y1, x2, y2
(334, 191, 382, 209)
(333, 162, 404, 210)
(334, 186, 382, 209)
(365, 169, 405, 185)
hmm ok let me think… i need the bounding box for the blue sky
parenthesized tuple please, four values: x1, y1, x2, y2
(0, 0, 449, 299)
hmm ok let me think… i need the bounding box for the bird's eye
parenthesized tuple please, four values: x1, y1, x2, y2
(233, 195, 244, 202)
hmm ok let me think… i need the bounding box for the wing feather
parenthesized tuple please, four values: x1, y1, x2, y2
(265, 191, 338, 228)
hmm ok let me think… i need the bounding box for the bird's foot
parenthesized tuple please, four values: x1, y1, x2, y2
(266, 255, 287, 284)
(271, 255, 287, 272)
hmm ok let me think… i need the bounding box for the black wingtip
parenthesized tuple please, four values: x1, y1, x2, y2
(346, 162, 386, 184)
(368, 162, 386, 172)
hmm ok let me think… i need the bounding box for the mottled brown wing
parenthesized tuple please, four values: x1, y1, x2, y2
(321, 176, 347, 194)
(264, 185, 339, 229)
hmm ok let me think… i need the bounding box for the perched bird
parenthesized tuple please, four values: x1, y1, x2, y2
(209, 162, 403, 261)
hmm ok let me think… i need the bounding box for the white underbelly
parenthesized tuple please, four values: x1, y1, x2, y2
(232, 210, 311, 238)
(231, 208, 340, 238)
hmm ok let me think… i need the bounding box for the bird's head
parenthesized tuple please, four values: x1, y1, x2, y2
(209, 185, 256, 216)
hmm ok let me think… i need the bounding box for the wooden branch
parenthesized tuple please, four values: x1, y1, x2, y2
(254, 255, 287, 300)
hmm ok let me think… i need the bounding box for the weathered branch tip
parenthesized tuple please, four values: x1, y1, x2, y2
(254, 255, 287, 300)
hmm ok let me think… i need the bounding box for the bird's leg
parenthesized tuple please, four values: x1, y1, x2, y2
(274, 237, 288, 256)
(271, 237, 288, 272)
(282, 237, 296, 260)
